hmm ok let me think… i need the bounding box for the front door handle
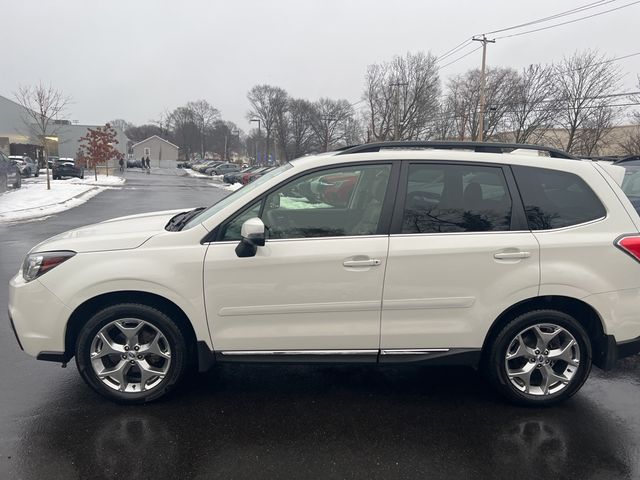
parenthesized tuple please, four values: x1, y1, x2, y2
(493, 251, 531, 260)
(343, 259, 382, 267)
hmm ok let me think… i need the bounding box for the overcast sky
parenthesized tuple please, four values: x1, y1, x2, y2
(1, 0, 638, 131)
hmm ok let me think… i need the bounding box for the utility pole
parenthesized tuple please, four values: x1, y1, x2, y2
(250, 119, 261, 165)
(390, 82, 408, 140)
(472, 35, 495, 142)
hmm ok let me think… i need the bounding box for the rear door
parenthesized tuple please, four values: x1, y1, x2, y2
(380, 161, 540, 357)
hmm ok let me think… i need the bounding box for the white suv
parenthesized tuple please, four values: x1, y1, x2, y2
(8, 142, 640, 406)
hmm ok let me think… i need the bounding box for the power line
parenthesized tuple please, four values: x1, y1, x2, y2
(483, 0, 618, 35)
(437, 39, 474, 63)
(495, 0, 640, 39)
(439, 46, 483, 70)
(436, 0, 622, 68)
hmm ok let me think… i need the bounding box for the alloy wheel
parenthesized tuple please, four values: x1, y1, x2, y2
(90, 318, 172, 393)
(504, 323, 580, 396)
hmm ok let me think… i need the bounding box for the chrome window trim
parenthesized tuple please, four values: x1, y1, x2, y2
(208, 234, 389, 245)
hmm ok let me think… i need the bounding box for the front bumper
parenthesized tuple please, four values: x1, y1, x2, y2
(8, 273, 72, 358)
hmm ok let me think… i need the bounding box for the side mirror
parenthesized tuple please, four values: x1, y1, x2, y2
(235, 217, 266, 258)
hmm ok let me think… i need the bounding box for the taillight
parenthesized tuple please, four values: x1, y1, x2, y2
(615, 235, 640, 263)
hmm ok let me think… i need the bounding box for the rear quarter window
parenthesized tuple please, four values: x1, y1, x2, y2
(512, 165, 606, 230)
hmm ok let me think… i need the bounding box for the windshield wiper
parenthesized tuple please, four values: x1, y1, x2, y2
(165, 207, 205, 231)
(172, 207, 206, 231)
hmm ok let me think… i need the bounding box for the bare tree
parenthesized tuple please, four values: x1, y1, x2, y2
(310, 98, 355, 152)
(247, 85, 288, 163)
(365, 51, 440, 141)
(504, 64, 559, 144)
(446, 67, 520, 141)
(14, 83, 71, 189)
(188, 100, 220, 158)
(109, 119, 134, 133)
(552, 50, 623, 155)
(169, 106, 198, 160)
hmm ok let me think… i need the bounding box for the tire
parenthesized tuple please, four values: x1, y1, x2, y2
(75, 303, 189, 404)
(0, 173, 7, 193)
(13, 174, 21, 189)
(485, 309, 592, 407)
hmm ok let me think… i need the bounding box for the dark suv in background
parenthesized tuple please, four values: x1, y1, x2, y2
(0, 152, 22, 192)
(52, 158, 84, 180)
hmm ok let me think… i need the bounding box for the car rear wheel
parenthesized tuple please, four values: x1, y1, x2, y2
(485, 309, 592, 406)
(75, 303, 189, 404)
(13, 174, 21, 188)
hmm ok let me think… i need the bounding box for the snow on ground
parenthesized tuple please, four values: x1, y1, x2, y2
(0, 175, 125, 223)
(184, 168, 210, 178)
(210, 182, 244, 191)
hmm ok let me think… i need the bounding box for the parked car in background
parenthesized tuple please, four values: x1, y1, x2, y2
(243, 166, 277, 184)
(0, 151, 22, 192)
(9, 155, 39, 177)
(211, 163, 240, 176)
(47, 156, 59, 169)
(203, 163, 225, 175)
(194, 161, 220, 173)
(9, 157, 32, 177)
(53, 159, 84, 180)
(615, 155, 640, 214)
(202, 162, 224, 175)
(224, 166, 259, 184)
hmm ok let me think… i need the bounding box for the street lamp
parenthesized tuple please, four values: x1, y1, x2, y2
(250, 118, 261, 165)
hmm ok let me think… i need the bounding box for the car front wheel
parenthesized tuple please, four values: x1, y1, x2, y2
(485, 309, 592, 406)
(75, 303, 189, 404)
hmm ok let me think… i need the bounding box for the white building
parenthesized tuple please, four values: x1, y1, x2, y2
(132, 135, 179, 168)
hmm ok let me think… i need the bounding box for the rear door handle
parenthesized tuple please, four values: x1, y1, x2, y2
(493, 251, 531, 260)
(343, 259, 382, 267)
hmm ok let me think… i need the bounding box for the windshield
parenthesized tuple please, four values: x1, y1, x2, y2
(183, 163, 292, 229)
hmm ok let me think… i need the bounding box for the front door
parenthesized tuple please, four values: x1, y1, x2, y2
(204, 162, 396, 355)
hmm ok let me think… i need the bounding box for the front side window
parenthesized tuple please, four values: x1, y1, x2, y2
(402, 163, 512, 233)
(260, 164, 391, 239)
(512, 166, 606, 230)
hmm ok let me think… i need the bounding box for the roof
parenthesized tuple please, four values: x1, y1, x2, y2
(132, 135, 179, 149)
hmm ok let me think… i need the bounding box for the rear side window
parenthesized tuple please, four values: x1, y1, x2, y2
(402, 163, 512, 233)
(512, 166, 606, 230)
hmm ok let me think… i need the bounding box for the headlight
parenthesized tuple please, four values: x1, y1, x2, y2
(22, 251, 76, 282)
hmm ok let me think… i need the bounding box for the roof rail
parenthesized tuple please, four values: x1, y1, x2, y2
(336, 141, 577, 159)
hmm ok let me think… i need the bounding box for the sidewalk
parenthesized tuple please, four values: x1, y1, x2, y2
(0, 174, 125, 223)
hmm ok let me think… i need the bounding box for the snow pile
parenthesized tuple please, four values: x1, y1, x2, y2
(184, 168, 210, 178)
(0, 175, 125, 223)
(210, 182, 243, 191)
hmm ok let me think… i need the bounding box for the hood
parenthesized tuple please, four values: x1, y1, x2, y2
(33, 208, 192, 253)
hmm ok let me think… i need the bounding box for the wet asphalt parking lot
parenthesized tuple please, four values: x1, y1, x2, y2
(1, 169, 640, 479)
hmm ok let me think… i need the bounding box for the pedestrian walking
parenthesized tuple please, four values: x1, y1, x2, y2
(140, 157, 145, 171)
(145, 155, 151, 174)
(118, 157, 124, 173)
